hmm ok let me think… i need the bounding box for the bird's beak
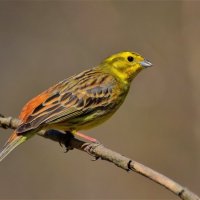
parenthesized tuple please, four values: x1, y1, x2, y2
(140, 59, 152, 68)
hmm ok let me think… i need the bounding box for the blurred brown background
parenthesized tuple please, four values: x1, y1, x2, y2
(0, 1, 199, 199)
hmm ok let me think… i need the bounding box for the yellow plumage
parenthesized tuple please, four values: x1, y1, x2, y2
(0, 51, 152, 162)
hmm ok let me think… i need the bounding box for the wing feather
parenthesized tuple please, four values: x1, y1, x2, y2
(17, 69, 118, 134)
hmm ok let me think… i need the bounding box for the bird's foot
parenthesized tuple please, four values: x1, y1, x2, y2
(45, 130, 74, 152)
(81, 142, 101, 161)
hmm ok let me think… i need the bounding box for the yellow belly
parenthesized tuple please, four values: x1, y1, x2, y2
(46, 107, 117, 133)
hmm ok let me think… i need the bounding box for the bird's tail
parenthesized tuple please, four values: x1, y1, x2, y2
(0, 131, 29, 162)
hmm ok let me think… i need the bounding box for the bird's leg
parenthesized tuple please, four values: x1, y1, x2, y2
(63, 131, 74, 152)
(74, 131, 100, 144)
(72, 131, 101, 160)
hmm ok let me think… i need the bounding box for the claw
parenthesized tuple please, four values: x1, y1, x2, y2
(82, 143, 101, 160)
(64, 145, 73, 153)
(91, 156, 100, 161)
(58, 139, 63, 147)
(63, 131, 75, 152)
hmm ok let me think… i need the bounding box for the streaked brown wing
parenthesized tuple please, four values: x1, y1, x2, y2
(17, 69, 117, 134)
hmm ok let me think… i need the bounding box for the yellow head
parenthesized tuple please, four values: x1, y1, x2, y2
(100, 51, 152, 84)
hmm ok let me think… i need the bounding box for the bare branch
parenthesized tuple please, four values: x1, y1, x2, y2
(0, 115, 199, 200)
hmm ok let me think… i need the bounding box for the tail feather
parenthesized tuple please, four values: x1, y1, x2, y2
(0, 132, 28, 162)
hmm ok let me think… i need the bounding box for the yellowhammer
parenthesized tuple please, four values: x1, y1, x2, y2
(0, 51, 152, 162)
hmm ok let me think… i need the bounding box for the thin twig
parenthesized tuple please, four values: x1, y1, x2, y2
(0, 115, 199, 200)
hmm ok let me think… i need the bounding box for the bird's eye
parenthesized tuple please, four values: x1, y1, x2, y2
(127, 56, 134, 62)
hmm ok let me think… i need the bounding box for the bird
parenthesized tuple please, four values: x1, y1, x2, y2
(0, 51, 152, 162)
